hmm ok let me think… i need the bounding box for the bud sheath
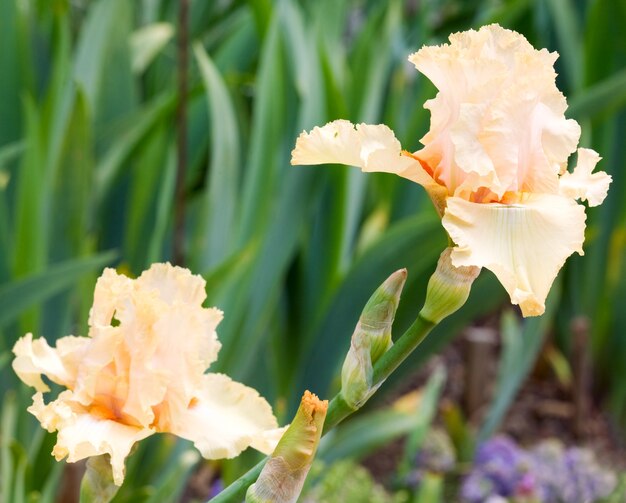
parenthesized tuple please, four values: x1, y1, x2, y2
(79, 455, 120, 503)
(246, 391, 328, 503)
(341, 269, 407, 409)
(420, 248, 480, 324)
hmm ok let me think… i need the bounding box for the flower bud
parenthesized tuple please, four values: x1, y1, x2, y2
(419, 248, 480, 324)
(246, 391, 328, 503)
(341, 269, 407, 409)
(79, 454, 120, 503)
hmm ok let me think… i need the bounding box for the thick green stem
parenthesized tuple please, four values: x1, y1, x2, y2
(210, 311, 436, 503)
(322, 393, 356, 434)
(372, 313, 435, 384)
(211, 461, 265, 503)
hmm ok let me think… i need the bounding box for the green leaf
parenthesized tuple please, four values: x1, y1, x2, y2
(544, 0, 583, 91)
(318, 408, 419, 464)
(568, 68, 626, 120)
(0, 251, 117, 332)
(130, 23, 174, 74)
(236, 13, 286, 243)
(0, 0, 24, 145)
(397, 366, 446, 479)
(73, 0, 136, 128)
(191, 43, 241, 270)
(0, 141, 24, 168)
(143, 450, 200, 503)
(95, 92, 174, 202)
(0, 391, 17, 503)
(295, 214, 446, 403)
(13, 97, 46, 283)
(478, 281, 561, 441)
(411, 472, 443, 503)
(146, 145, 177, 267)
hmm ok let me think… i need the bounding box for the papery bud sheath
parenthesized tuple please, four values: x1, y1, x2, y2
(79, 455, 119, 503)
(420, 248, 480, 324)
(246, 391, 328, 503)
(341, 269, 406, 409)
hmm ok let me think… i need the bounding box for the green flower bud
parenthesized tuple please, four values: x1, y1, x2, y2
(246, 391, 328, 503)
(419, 248, 480, 324)
(341, 269, 407, 409)
(79, 455, 120, 503)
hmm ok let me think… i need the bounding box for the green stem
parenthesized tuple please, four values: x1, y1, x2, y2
(209, 311, 436, 503)
(372, 313, 435, 384)
(211, 460, 265, 503)
(323, 393, 356, 434)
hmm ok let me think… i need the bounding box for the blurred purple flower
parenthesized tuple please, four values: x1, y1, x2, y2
(461, 436, 536, 502)
(461, 437, 617, 503)
(461, 471, 497, 503)
(208, 478, 224, 499)
(554, 446, 615, 503)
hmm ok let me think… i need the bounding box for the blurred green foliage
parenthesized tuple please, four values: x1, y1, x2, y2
(0, 0, 625, 501)
(303, 460, 408, 503)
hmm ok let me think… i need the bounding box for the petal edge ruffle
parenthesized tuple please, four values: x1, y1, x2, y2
(559, 148, 612, 207)
(291, 120, 435, 187)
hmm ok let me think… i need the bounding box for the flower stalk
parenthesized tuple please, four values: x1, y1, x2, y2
(210, 251, 479, 502)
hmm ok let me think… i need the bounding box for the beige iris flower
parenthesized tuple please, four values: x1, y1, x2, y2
(12, 264, 281, 485)
(291, 24, 611, 317)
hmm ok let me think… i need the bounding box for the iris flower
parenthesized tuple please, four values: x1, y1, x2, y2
(291, 24, 611, 316)
(13, 264, 281, 485)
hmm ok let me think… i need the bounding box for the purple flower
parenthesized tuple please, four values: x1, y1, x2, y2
(529, 440, 616, 503)
(559, 447, 616, 503)
(461, 436, 536, 502)
(208, 478, 224, 498)
(461, 471, 497, 503)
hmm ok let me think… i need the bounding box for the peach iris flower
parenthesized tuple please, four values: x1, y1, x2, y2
(291, 24, 611, 317)
(12, 264, 281, 485)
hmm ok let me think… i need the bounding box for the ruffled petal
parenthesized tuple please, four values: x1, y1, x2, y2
(88, 268, 133, 327)
(560, 148, 612, 207)
(14, 262, 282, 484)
(12, 334, 87, 392)
(29, 392, 153, 486)
(169, 373, 279, 459)
(410, 24, 580, 198)
(136, 263, 208, 306)
(291, 120, 434, 186)
(442, 194, 586, 316)
(121, 303, 223, 426)
(77, 263, 223, 427)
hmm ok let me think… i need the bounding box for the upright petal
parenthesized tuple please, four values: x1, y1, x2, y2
(291, 120, 435, 187)
(169, 373, 279, 459)
(410, 24, 580, 198)
(560, 148, 612, 207)
(88, 268, 134, 327)
(136, 262, 208, 306)
(442, 194, 586, 316)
